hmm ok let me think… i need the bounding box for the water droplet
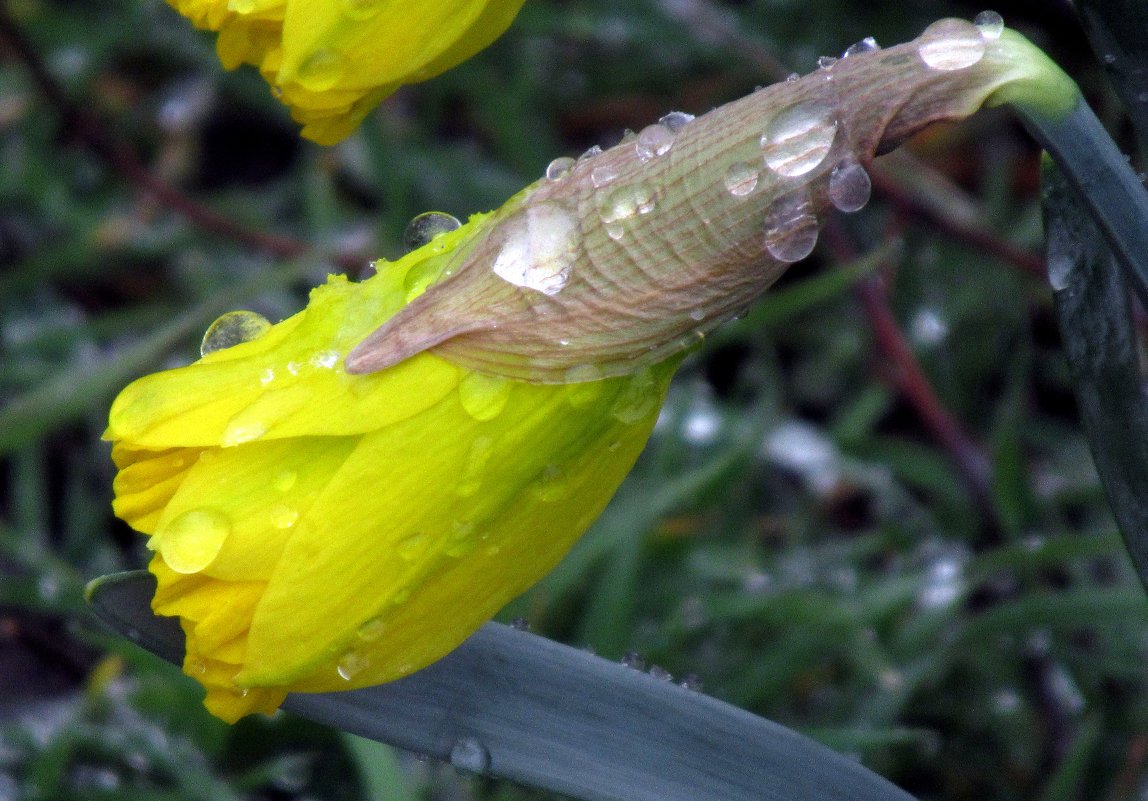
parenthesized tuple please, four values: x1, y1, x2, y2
(201, 310, 271, 356)
(391, 587, 411, 605)
(843, 36, 880, 57)
(764, 192, 819, 263)
(611, 368, 660, 424)
(545, 156, 576, 181)
(973, 10, 1004, 40)
(621, 651, 646, 670)
(342, 0, 383, 20)
(565, 364, 604, 407)
(458, 372, 512, 421)
(274, 469, 297, 493)
(511, 617, 531, 631)
(785, 72, 800, 82)
(356, 616, 387, 641)
(658, 111, 694, 131)
(761, 101, 837, 177)
(309, 349, 340, 369)
(679, 673, 704, 692)
(228, 0, 256, 12)
(287, 361, 301, 376)
(449, 737, 491, 774)
(580, 144, 603, 160)
(817, 55, 837, 69)
(828, 159, 872, 212)
(154, 508, 231, 574)
(917, 18, 986, 71)
(723, 161, 759, 197)
(688, 309, 705, 322)
(221, 418, 267, 447)
(270, 504, 299, 529)
(296, 49, 346, 92)
(259, 367, 275, 385)
(457, 436, 494, 496)
(445, 520, 478, 557)
(403, 211, 461, 253)
(1104, 53, 1116, 65)
(635, 123, 675, 162)
(337, 650, 369, 680)
(532, 464, 570, 502)
(398, 531, 430, 561)
(591, 162, 619, 188)
(648, 665, 673, 681)
(491, 202, 578, 295)
(598, 184, 656, 236)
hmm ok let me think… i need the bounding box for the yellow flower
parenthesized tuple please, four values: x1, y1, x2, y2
(106, 211, 678, 722)
(168, 0, 526, 144)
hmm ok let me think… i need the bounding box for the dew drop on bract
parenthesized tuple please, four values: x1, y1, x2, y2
(154, 508, 231, 574)
(545, 156, 576, 181)
(403, 211, 461, 252)
(201, 310, 272, 357)
(336, 650, 369, 680)
(761, 101, 837, 178)
(785, 72, 800, 83)
(917, 18, 986, 71)
(491, 202, 578, 295)
(724, 161, 760, 197)
(296, 48, 346, 92)
(842, 36, 880, 57)
(458, 372, 512, 421)
(658, 110, 695, 132)
(580, 144, 603, 160)
(450, 737, 491, 774)
(591, 162, 619, 188)
(635, 123, 675, 162)
(598, 184, 656, 238)
(764, 193, 820, 263)
(973, 10, 1004, 40)
(817, 55, 837, 69)
(342, 0, 383, 20)
(828, 159, 872, 213)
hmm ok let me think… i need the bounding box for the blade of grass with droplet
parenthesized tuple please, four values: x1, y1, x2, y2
(87, 571, 918, 801)
(1040, 161, 1148, 590)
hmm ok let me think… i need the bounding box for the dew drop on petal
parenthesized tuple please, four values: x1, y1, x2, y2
(458, 372, 512, 421)
(296, 49, 346, 92)
(336, 650, 369, 680)
(635, 123, 675, 162)
(449, 737, 491, 774)
(532, 464, 570, 502)
(403, 211, 461, 252)
(545, 156, 576, 181)
(221, 418, 267, 447)
(273, 469, 297, 493)
(444, 520, 478, 557)
(761, 101, 837, 177)
(564, 364, 604, 407)
(843, 36, 880, 57)
(828, 159, 872, 212)
(310, 349, 340, 369)
(973, 10, 1004, 40)
(724, 161, 760, 197)
(229, 0, 256, 12)
(611, 368, 660, 425)
(457, 436, 494, 497)
(356, 616, 387, 641)
(658, 110, 695, 131)
(270, 504, 299, 529)
(397, 531, 430, 562)
(764, 194, 820, 263)
(491, 202, 578, 295)
(917, 18, 986, 71)
(154, 508, 231, 574)
(201, 310, 271, 357)
(341, 0, 383, 20)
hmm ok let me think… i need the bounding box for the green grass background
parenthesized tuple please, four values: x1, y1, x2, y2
(1, 1, 1144, 800)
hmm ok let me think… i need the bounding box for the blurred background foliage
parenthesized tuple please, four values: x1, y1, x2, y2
(0, 0, 1144, 800)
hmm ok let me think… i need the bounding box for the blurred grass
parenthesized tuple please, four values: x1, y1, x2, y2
(0, 1, 1144, 800)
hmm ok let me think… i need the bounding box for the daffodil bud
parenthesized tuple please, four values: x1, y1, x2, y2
(346, 18, 1073, 382)
(106, 17, 1075, 722)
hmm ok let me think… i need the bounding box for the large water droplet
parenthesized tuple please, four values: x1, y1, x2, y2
(724, 161, 760, 197)
(458, 372, 512, 421)
(201, 310, 271, 356)
(342, 0, 383, 20)
(598, 184, 656, 238)
(973, 10, 1004, 40)
(532, 464, 570, 502)
(337, 650, 369, 680)
(828, 159, 872, 212)
(917, 18, 986, 71)
(491, 203, 578, 295)
(761, 101, 837, 177)
(658, 110, 695, 131)
(296, 49, 346, 92)
(843, 36, 880, 57)
(635, 123, 675, 162)
(154, 508, 231, 574)
(764, 193, 819, 263)
(449, 737, 491, 774)
(403, 211, 461, 252)
(545, 156, 576, 181)
(457, 436, 494, 497)
(397, 531, 430, 562)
